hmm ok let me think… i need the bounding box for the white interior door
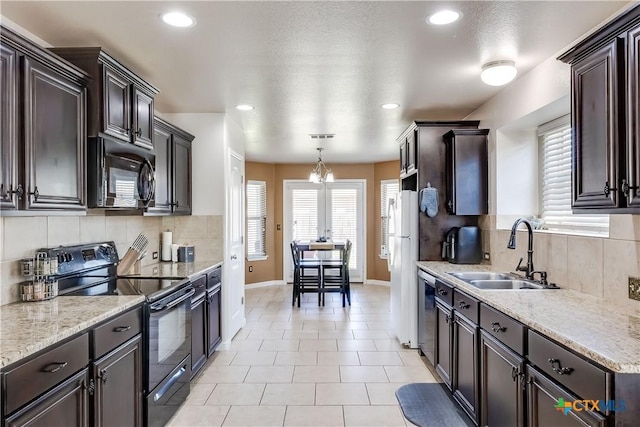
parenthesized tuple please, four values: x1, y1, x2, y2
(284, 180, 365, 283)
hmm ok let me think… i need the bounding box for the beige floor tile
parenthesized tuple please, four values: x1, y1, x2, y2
(366, 383, 409, 405)
(317, 351, 360, 366)
(353, 330, 391, 339)
(206, 383, 266, 406)
(299, 339, 338, 352)
(366, 321, 393, 330)
(209, 351, 238, 366)
(261, 383, 316, 405)
(274, 351, 318, 366)
(231, 351, 277, 366)
(259, 339, 301, 351)
(303, 321, 336, 330)
(271, 321, 304, 330)
(293, 365, 340, 382)
(338, 339, 377, 351)
(183, 383, 217, 405)
(343, 405, 406, 426)
(222, 405, 286, 426)
(384, 366, 437, 383)
(398, 351, 427, 366)
(358, 352, 403, 366)
(319, 329, 355, 340)
(340, 366, 389, 383)
(244, 320, 274, 330)
(316, 383, 370, 405)
(247, 329, 286, 340)
(335, 321, 369, 330)
(259, 313, 293, 321)
(373, 339, 407, 352)
(168, 405, 229, 427)
(244, 365, 294, 383)
(284, 406, 344, 427)
(227, 339, 263, 352)
(197, 366, 249, 384)
(284, 329, 319, 340)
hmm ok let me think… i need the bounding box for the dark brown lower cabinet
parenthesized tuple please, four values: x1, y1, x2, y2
(191, 293, 208, 378)
(92, 335, 142, 427)
(435, 300, 453, 389)
(5, 368, 89, 427)
(480, 331, 524, 427)
(207, 285, 222, 356)
(526, 365, 607, 427)
(453, 312, 479, 425)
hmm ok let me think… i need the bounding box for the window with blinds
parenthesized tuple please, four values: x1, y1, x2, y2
(291, 188, 319, 241)
(329, 188, 358, 270)
(380, 179, 399, 257)
(538, 116, 609, 235)
(246, 180, 267, 259)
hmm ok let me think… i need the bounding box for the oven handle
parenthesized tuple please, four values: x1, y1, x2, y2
(150, 288, 195, 312)
(153, 363, 187, 402)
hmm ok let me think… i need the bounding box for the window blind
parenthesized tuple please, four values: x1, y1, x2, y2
(380, 179, 399, 257)
(329, 188, 358, 269)
(246, 180, 267, 259)
(539, 116, 609, 235)
(291, 188, 319, 241)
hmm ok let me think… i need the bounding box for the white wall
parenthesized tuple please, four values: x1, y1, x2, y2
(162, 113, 226, 216)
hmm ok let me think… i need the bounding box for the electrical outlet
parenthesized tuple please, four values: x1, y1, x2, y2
(277, 224, 281, 231)
(629, 276, 640, 301)
(152, 251, 158, 260)
(483, 252, 490, 261)
(249, 266, 253, 273)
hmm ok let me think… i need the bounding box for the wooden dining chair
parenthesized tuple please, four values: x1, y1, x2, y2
(290, 242, 322, 307)
(321, 239, 352, 307)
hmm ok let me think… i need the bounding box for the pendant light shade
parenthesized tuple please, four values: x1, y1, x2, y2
(309, 148, 334, 183)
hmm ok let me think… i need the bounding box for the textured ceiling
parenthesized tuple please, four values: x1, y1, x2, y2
(0, 1, 629, 163)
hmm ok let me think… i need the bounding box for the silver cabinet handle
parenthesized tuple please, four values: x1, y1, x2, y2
(231, 255, 237, 260)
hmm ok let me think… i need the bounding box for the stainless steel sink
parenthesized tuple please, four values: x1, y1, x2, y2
(448, 272, 515, 281)
(468, 279, 545, 290)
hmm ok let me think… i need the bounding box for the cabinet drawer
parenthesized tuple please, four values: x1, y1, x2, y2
(192, 275, 207, 299)
(453, 290, 479, 324)
(207, 266, 222, 290)
(4, 333, 89, 414)
(435, 279, 454, 307)
(480, 304, 525, 355)
(527, 330, 610, 401)
(93, 306, 142, 358)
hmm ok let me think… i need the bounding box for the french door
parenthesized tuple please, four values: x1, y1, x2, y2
(284, 180, 365, 283)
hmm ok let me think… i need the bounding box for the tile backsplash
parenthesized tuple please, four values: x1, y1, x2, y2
(0, 214, 223, 306)
(482, 215, 640, 310)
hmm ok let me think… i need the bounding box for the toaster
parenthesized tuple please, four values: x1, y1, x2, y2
(442, 226, 482, 264)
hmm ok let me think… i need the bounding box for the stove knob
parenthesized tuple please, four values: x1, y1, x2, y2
(57, 254, 65, 264)
(64, 253, 73, 263)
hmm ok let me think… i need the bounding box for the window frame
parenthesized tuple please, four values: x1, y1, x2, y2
(380, 178, 399, 259)
(246, 180, 268, 261)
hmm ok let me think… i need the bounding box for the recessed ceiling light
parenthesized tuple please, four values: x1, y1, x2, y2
(160, 11, 196, 28)
(235, 104, 254, 111)
(481, 61, 518, 86)
(381, 103, 400, 109)
(427, 10, 461, 26)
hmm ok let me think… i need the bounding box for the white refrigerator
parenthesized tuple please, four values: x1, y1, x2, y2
(388, 190, 419, 348)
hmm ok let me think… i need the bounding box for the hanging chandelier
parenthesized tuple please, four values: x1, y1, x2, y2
(308, 147, 334, 183)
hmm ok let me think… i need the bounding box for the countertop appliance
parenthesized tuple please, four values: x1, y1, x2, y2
(177, 245, 195, 262)
(87, 137, 156, 209)
(44, 241, 192, 427)
(442, 226, 482, 264)
(417, 269, 436, 365)
(388, 190, 419, 348)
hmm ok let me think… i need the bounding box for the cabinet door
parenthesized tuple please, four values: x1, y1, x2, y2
(526, 365, 606, 427)
(571, 39, 623, 210)
(444, 131, 488, 215)
(131, 87, 153, 150)
(191, 295, 208, 378)
(22, 57, 86, 210)
(102, 66, 131, 143)
(406, 130, 417, 172)
(150, 124, 172, 213)
(0, 44, 19, 210)
(207, 288, 222, 356)
(627, 25, 640, 207)
(399, 141, 407, 174)
(172, 135, 192, 214)
(480, 331, 524, 427)
(453, 312, 479, 424)
(5, 369, 89, 427)
(434, 300, 453, 389)
(93, 335, 142, 427)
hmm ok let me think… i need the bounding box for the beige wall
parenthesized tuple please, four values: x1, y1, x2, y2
(244, 160, 400, 285)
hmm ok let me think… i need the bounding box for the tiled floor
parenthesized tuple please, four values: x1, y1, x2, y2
(168, 284, 439, 427)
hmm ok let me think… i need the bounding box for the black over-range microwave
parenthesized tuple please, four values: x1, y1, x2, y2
(87, 137, 155, 209)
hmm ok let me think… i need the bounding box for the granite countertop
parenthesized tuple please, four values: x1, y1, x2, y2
(417, 261, 640, 374)
(131, 260, 223, 280)
(0, 295, 145, 369)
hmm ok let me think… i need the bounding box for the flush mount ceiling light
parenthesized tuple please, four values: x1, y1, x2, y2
(160, 11, 196, 28)
(235, 104, 254, 111)
(381, 103, 400, 109)
(427, 10, 461, 25)
(309, 148, 334, 184)
(481, 60, 518, 86)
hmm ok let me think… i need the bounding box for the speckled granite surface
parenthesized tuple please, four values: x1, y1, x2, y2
(128, 260, 223, 280)
(417, 261, 640, 373)
(0, 295, 145, 369)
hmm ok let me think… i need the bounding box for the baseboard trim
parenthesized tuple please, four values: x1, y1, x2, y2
(365, 279, 390, 287)
(245, 280, 287, 289)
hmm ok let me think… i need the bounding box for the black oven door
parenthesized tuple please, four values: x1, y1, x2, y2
(104, 153, 155, 208)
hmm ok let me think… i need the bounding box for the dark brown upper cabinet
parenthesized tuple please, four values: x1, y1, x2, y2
(443, 129, 489, 215)
(147, 117, 194, 215)
(559, 5, 640, 213)
(399, 129, 417, 178)
(0, 25, 89, 213)
(50, 47, 158, 150)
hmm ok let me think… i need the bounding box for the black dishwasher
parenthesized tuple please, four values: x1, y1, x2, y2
(417, 269, 436, 365)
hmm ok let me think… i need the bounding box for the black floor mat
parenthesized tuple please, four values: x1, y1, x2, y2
(395, 383, 472, 427)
